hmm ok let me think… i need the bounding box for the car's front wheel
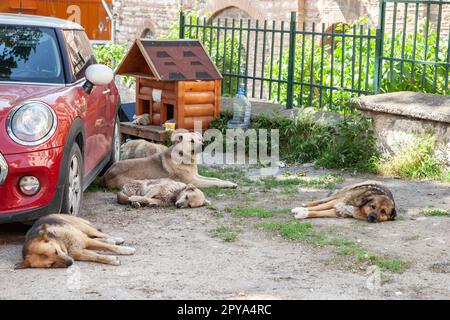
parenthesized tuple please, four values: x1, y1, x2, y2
(61, 143, 83, 216)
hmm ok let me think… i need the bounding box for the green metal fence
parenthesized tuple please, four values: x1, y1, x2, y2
(179, 0, 450, 110)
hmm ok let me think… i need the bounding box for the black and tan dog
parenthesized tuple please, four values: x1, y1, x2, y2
(291, 181, 397, 223)
(15, 214, 135, 269)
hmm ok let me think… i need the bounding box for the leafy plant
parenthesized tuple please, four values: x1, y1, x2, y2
(209, 111, 378, 171)
(376, 133, 446, 180)
(93, 42, 135, 87)
(268, 17, 450, 112)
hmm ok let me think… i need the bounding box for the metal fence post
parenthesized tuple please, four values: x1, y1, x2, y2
(373, 0, 386, 93)
(286, 11, 297, 109)
(179, 11, 186, 39)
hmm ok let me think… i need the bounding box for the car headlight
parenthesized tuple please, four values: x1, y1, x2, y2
(7, 102, 57, 146)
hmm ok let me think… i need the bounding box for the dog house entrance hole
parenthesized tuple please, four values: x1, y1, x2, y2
(165, 104, 174, 122)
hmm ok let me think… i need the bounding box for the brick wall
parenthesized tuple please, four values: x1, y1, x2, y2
(113, 1, 450, 45)
(112, 0, 386, 45)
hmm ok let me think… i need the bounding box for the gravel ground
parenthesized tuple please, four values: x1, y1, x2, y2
(0, 164, 449, 300)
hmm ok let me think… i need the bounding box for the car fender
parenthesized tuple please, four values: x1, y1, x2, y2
(57, 117, 85, 188)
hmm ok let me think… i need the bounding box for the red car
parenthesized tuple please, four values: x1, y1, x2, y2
(0, 14, 121, 223)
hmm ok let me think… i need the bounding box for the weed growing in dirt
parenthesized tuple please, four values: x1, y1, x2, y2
(85, 178, 110, 192)
(255, 220, 409, 272)
(261, 173, 344, 190)
(420, 208, 450, 217)
(376, 134, 447, 181)
(210, 226, 240, 242)
(206, 205, 225, 218)
(430, 262, 450, 273)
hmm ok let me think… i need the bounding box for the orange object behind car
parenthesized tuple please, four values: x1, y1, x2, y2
(0, 0, 112, 41)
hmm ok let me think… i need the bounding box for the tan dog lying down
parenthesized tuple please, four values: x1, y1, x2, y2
(117, 178, 210, 209)
(121, 139, 168, 160)
(102, 131, 237, 189)
(15, 214, 135, 269)
(291, 181, 397, 223)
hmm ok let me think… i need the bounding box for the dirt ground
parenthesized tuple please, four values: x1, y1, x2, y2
(0, 164, 449, 300)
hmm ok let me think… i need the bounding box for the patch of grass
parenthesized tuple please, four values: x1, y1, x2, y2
(227, 207, 291, 218)
(198, 166, 253, 186)
(261, 173, 344, 190)
(206, 204, 224, 218)
(201, 187, 222, 198)
(255, 220, 409, 272)
(420, 208, 450, 217)
(210, 225, 240, 242)
(255, 221, 326, 243)
(377, 133, 447, 180)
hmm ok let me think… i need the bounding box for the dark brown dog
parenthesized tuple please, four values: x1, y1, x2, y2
(292, 181, 397, 223)
(15, 214, 135, 269)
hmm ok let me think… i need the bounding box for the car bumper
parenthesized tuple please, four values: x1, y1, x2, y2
(0, 147, 65, 223)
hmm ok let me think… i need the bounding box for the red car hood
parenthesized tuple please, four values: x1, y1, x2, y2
(0, 83, 63, 112)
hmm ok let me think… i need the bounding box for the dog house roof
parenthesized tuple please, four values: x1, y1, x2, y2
(116, 39, 222, 81)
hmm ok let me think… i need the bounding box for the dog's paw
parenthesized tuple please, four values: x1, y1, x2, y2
(117, 246, 136, 255)
(292, 207, 309, 219)
(107, 256, 121, 266)
(225, 182, 238, 188)
(131, 201, 141, 209)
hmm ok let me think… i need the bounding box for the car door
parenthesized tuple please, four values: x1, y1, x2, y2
(62, 29, 110, 176)
(77, 31, 116, 155)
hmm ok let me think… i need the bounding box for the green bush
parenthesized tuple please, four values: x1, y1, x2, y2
(268, 17, 450, 112)
(209, 111, 378, 171)
(376, 133, 447, 180)
(93, 42, 135, 87)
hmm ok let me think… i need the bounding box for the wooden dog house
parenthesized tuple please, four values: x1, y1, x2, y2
(116, 39, 222, 141)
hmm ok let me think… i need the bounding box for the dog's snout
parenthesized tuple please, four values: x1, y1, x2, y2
(176, 202, 182, 208)
(368, 214, 377, 223)
(65, 259, 74, 267)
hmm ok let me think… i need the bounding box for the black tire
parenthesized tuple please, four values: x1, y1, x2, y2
(61, 143, 84, 216)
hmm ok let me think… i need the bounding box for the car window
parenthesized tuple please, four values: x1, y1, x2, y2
(63, 30, 96, 82)
(0, 26, 64, 84)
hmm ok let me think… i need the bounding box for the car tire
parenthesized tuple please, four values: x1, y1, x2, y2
(61, 143, 83, 216)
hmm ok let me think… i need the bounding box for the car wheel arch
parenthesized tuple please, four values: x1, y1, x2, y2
(58, 117, 86, 186)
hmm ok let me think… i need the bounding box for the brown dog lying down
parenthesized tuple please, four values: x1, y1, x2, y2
(102, 131, 237, 189)
(121, 139, 168, 160)
(15, 214, 135, 269)
(117, 178, 211, 209)
(291, 181, 397, 223)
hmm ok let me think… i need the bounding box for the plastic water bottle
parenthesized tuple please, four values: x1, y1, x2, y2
(228, 82, 252, 129)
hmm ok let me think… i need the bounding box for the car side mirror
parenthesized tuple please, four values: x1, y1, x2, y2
(83, 64, 114, 94)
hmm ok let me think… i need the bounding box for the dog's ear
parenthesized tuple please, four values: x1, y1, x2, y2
(171, 132, 184, 144)
(185, 184, 196, 191)
(38, 224, 49, 242)
(14, 260, 31, 270)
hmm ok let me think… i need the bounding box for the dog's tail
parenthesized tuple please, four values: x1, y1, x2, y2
(117, 191, 130, 205)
